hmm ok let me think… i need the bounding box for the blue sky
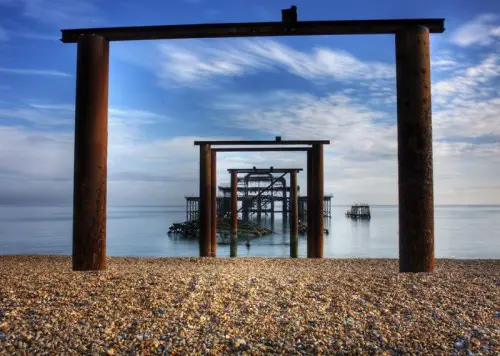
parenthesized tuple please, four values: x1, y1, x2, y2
(0, 0, 499, 206)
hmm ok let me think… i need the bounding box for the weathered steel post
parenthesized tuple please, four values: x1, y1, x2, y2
(211, 150, 217, 257)
(231, 170, 238, 233)
(282, 181, 288, 221)
(307, 148, 314, 257)
(311, 144, 324, 258)
(230, 234, 238, 257)
(290, 170, 299, 258)
(231, 170, 238, 257)
(199, 144, 211, 257)
(72, 34, 109, 271)
(396, 26, 435, 272)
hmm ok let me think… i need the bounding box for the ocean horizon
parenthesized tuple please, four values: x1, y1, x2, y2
(1, 204, 499, 259)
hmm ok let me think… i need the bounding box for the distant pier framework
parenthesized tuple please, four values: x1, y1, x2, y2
(185, 167, 333, 221)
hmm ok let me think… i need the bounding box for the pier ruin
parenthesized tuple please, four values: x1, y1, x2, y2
(61, 15, 445, 272)
(185, 167, 333, 221)
(195, 139, 329, 259)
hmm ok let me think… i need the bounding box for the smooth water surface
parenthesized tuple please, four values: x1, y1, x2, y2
(0, 205, 499, 258)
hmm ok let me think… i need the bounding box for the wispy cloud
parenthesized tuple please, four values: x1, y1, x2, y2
(0, 67, 71, 77)
(0, 103, 170, 130)
(431, 55, 465, 72)
(4, 0, 103, 27)
(433, 53, 500, 107)
(450, 14, 500, 47)
(0, 26, 56, 42)
(0, 107, 73, 127)
(17, 32, 58, 41)
(149, 39, 394, 87)
(28, 103, 74, 110)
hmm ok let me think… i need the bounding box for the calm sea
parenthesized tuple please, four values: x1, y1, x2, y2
(0, 205, 499, 259)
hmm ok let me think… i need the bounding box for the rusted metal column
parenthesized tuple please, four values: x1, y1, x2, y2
(290, 171, 299, 258)
(396, 26, 434, 273)
(230, 234, 238, 258)
(311, 144, 324, 258)
(231, 170, 238, 234)
(282, 183, 287, 220)
(72, 34, 109, 271)
(199, 144, 211, 257)
(211, 150, 217, 257)
(231, 170, 238, 257)
(307, 148, 315, 257)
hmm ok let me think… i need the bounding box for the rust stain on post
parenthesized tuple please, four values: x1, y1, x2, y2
(396, 26, 435, 272)
(231, 170, 238, 234)
(72, 34, 109, 271)
(290, 170, 299, 258)
(199, 144, 211, 257)
(211, 150, 217, 257)
(311, 144, 324, 258)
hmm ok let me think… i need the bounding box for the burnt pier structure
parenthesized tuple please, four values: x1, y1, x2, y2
(186, 167, 333, 221)
(62, 15, 444, 272)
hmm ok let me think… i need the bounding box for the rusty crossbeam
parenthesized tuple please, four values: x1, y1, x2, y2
(214, 147, 310, 152)
(60, 19, 445, 43)
(195, 140, 329, 146)
(227, 168, 303, 173)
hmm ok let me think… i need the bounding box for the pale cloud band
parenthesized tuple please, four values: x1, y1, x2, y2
(450, 14, 500, 47)
(152, 39, 395, 87)
(0, 67, 71, 77)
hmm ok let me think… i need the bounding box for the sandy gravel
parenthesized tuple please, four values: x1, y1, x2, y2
(0, 256, 499, 355)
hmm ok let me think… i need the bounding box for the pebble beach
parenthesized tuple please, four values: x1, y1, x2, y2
(0, 256, 498, 355)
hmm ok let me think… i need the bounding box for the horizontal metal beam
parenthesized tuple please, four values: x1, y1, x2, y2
(60, 19, 445, 43)
(227, 168, 303, 173)
(218, 186, 299, 192)
(185, 195, 333, 199)
(213, 147, 310, 152)
(195, 140, 329, 146)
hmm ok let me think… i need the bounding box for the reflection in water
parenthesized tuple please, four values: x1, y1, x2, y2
(350, 219, 371, 240)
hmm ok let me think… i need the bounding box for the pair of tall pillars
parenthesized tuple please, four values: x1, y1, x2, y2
(71, 26, 434, 272)
(199, 144, 217, 257)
